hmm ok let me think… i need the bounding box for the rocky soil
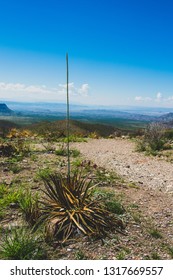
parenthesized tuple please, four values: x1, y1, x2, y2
(1, 137, 173, 260)
(73, 138, 173, 193)
(67, 137, 173, 260)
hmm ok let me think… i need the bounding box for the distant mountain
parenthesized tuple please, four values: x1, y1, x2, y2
(158, 112, 173, 122)
(80, 109, 156, 121)
(0, 103, 13, 115)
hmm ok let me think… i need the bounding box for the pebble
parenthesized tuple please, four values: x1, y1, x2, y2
(9, 203, 19, 209)
(67, 248, 73, 252)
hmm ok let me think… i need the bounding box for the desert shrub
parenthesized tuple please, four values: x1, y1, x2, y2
(164, 129, 173, 139)
(19, 190, 40, 226)
(0, 227, 46, 260)
(105, 200, 125, 215)
(70, 148, 80, 157)
(36, 168, 54, 181)
(136, 122, 166, 152)
(6, 128, 31, 157)
(0, 141, 16, 157)
(0, 186, 22, 209)
(94, 168, 120, 186)
(148, 228, 163, 239)
(35, 171, 124, 243)
(55, 145, 80, 157)
(42, 142, 55, 153)
(0, 183, 7, 199)
(8, 162, 22, 173)
(91, 188, 125, 215)
(61, 135, 87, 143)
(88, 131, 99, 139)
(44, 131, 63, 142)
(55, 143, 68, 156)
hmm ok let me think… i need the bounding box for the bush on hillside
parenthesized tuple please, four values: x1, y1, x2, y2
(136, 122, 166, 152)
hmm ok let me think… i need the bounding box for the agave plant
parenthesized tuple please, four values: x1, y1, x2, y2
(36, 171, 124, 243)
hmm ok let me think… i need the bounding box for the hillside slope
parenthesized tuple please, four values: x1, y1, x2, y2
(0, 120, 20, 136)
(0, 104, 13, 115)
(27, 119, 119, 137)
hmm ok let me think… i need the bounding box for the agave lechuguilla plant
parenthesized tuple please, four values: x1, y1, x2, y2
(36, 171, 124, 243)
(35, 55, 125, 243)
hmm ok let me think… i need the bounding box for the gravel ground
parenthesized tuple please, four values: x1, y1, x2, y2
(72, 138, 173, 193)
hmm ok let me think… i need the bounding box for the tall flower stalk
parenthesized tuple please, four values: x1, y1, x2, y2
(66, 53, 70, 182)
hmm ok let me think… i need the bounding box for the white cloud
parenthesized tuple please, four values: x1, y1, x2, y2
(78, 83, 89, 96)
(167, 96, 173, 101)
(135, 96, 143, 101)
(155, 92, 162, 102)
(0, 82, 51, 94)
(135, 96, 152, 101)
(58, 82, 89, 97)
(135, 92, 165, 103)
(0, 81, 89, 101)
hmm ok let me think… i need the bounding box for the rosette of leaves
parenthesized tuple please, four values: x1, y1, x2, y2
(36, 171, 124, 243)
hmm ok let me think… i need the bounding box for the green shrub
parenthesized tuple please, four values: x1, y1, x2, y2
(164, 129, 173, 139)
(150, 252, 161, 260)
(0, 183, 7, 199)
(55, 147, 80, 157)
(136, 122, 166, 152)
(94, 168, 120, 186)
(148, 228, 163, 239)
(0, 186, 22, 209)
(0, 227, 46, 260)
(62, 135, 87, 143)
(0, 142, 16, 157)
(105, 200, 125, 215)
(36, 168, 54, 180)
(9, 163, 22, 174)
(19, 190, 40, 226)
(92, 188, 125, 215)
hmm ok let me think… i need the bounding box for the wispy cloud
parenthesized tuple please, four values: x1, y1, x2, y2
(58, 82, 89, 96)
(0, 81, 89, 101)
(135, 96, 152, 101)
(167, 96, 173, 101)
(78, 83, 89, 96)
(155, 92, 162, 102)
(134, 92, 173, 105)
(0, 82, 51, 94)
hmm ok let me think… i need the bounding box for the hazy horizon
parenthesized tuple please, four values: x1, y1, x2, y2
(1, 100, 173, 116)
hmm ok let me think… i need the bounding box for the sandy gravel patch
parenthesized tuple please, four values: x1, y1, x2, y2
(72, 138, 173, 193)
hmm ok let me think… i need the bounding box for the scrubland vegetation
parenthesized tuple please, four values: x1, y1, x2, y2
(0, 121, 173, 259)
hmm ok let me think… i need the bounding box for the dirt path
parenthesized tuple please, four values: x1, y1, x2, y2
(71, 138, 173, 259)
(73, 138, 173, 193)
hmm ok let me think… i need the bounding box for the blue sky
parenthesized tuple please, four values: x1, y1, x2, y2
(1, 0, 173, 107)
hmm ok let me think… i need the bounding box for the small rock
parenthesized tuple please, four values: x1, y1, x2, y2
(9, 203, 19, 209)
(3, 168, 9, 172)
(67, 248, 73, 252)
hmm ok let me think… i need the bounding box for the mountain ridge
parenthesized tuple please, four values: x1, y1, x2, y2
(0, 103, 13, 115)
